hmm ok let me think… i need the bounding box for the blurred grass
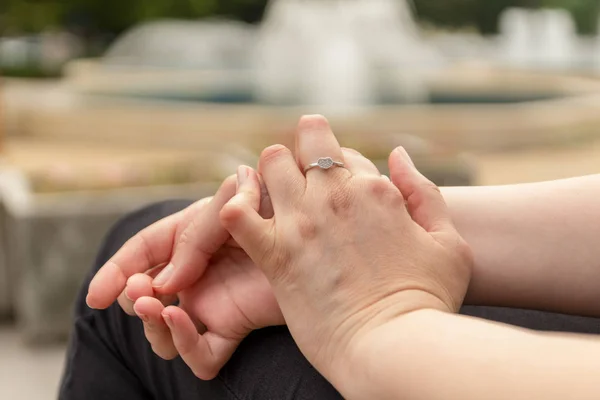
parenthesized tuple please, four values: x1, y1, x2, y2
(0, 66, 62, 79)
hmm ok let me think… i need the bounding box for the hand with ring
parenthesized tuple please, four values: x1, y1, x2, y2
(220, 115, 473, 397)
(86, 115, 471, 385)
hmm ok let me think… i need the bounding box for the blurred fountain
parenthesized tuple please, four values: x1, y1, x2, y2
(254, 0, 437, 110)
(500, 8, 577, 70)
(344, 0, 440, 103)
(303, 2, 375, 107)
(537, 9, 576, 69)
(500, 8, 534, 68)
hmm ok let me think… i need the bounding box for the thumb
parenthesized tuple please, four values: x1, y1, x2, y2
(220, 167, 273, 267)
(389, 147, 453, 234)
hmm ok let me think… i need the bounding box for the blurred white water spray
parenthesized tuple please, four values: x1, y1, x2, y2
(254, 0, 442, 111)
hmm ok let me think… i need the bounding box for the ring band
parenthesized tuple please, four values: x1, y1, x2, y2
(304, 157, 345, 173)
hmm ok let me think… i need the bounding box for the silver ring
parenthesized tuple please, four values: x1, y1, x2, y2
(304, 157, 345, 173)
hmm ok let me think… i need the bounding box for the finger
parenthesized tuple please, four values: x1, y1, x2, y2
(129, 272, 177, 304)
(220, 168, 273, 266)
(162, 306, 240, 380)
(87, 196, 214, 309)
(235, 165, 261, 212)
(341, 148, 380, 176)
(117, 273, 154, 315)
(257, 173, 274, 219)
(295, 115, 348, 181)
(152, 176, 239, 294)
(225, 173, 274, 249)
(87, 211, 185, 309)
(117, 291, 136, 316)
(125, 273, 154, 301)
(134, 297, 178, 360)
(258, 144, 304, 213)
(389, 147, 454, 233)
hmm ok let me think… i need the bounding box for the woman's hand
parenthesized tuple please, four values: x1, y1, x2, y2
(131, 239, 283, 379)
(86, 175, 283, 378)
(220, 115, 473, 395)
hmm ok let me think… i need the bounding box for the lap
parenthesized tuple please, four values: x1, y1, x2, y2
(60, 200, 600, 400)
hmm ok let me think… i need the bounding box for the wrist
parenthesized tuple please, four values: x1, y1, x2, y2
(325, 292, 451, 399)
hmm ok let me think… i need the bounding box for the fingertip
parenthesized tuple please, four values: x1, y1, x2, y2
(133, 296, 164, 317)
(85, 293, 99, 310)
(87, 262, 128, 310)
(212, 174, 238, 206)
(236, 165, 250, 189)
(236, 165, 261, 198)
(126, 273, 154, 301)
(85, 287, 112, 310)
(259, 144, 291, 166)
(389, 147, 410, 184)
(161, 305, 180, 318)
(298, 114, 330, 130)
(161, 305, 184, 329)
(392, 146, 416, 168)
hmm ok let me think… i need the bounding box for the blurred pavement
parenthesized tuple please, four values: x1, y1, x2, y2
(0, 325, 66, 400)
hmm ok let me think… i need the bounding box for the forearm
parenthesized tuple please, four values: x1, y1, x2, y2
(441, 175, 600, 316)
(345, 309, 600, 400)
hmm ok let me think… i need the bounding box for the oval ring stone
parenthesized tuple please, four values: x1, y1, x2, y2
(317, 157, 335, 169)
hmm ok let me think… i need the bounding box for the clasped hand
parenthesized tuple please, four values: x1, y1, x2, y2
(86, 115, 473, 388)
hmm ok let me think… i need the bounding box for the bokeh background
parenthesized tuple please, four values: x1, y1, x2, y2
(2, 0, 600, 398)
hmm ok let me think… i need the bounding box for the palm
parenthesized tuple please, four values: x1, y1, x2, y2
(177, 245, 283, 341)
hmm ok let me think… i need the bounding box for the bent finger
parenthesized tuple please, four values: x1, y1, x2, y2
(134, 297, 178, 360)
(162, 306, 240, 380)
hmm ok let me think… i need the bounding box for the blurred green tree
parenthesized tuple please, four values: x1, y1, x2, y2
(541, 0, 599, 33)
(0, 0, 598, 35)
(412, 0, 598, 34)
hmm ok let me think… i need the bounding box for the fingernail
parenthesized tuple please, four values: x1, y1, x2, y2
(132, 305, 149, 322)
(163, 313, 174, 329)
(237, 165, 249, 188)
(395, 147, 415, 168)
(124, 289, 133, 302)
(153, 263, 174, 288)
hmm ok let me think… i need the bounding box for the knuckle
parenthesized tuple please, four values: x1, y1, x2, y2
(366, 177, 391, 196)
(364, 177, 400, 202)
(176, 228, 193, 250)
(219, 201, 246, 227)
(407, 180, 441, 206)
(419, 180, 442, 196)
(295, 212, 319, 240)
(176, 219, 202, 252)
(260, 144, 291, 166)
